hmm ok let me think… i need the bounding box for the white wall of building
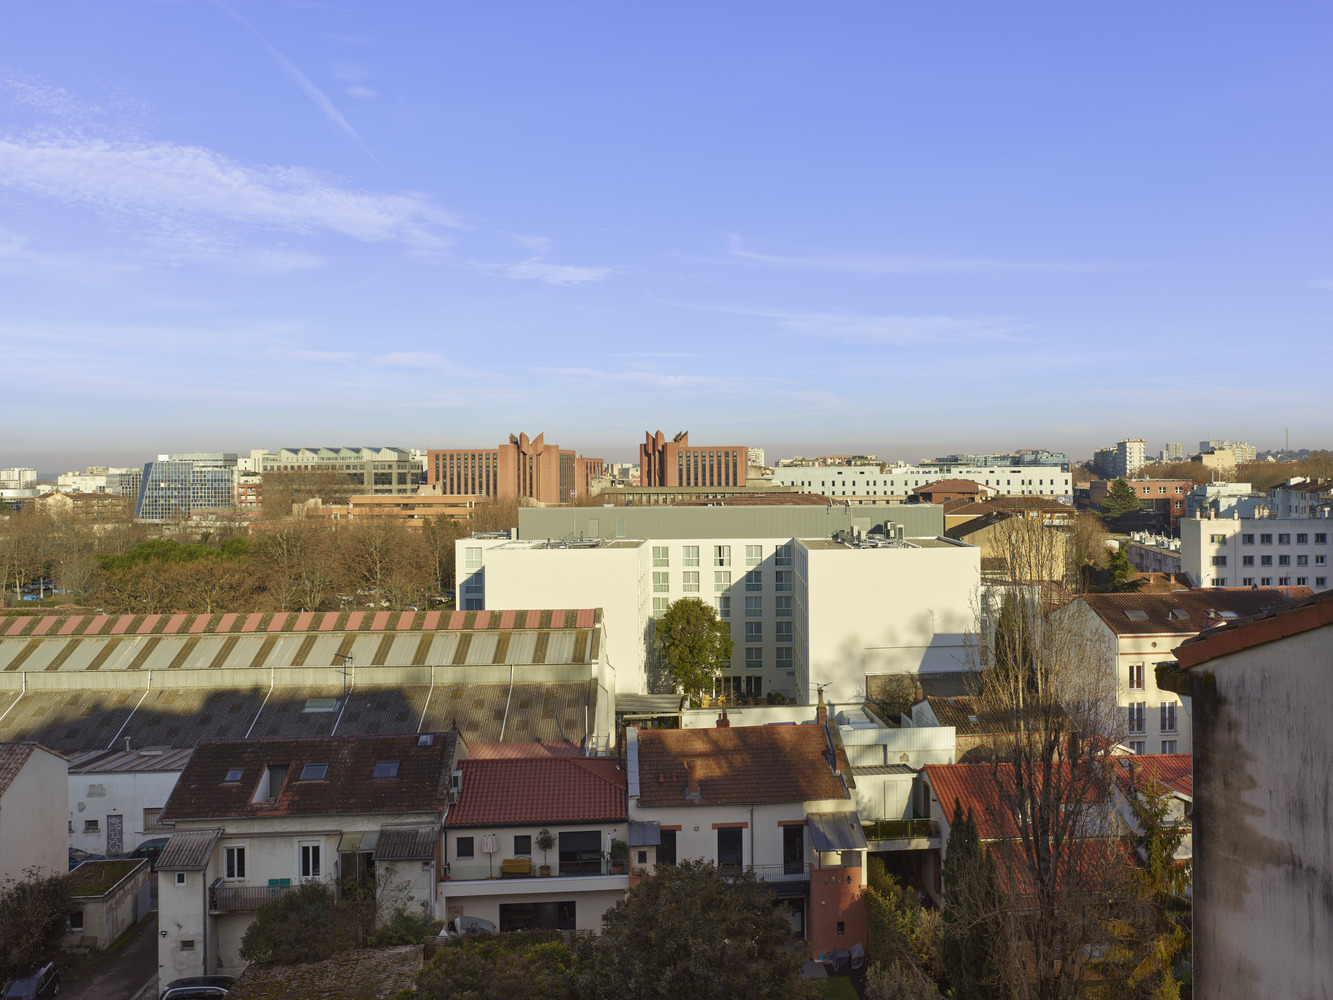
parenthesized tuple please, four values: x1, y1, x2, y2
(0, 746, 68, 879)
(771, 465, 1071, 498)
(69, 769, 182, 855)
(1181, 517, 1331, 592)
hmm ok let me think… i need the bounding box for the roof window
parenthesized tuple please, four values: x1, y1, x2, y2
(373, 760, 400, 778)
(300, 763, 329, 781)
(1168, 609, 1190, 620)
(303, 698, 339, 713)
(1123, 610, 1149, 621)
(418, 734, 434, 746)
(224, 768, 244, 783)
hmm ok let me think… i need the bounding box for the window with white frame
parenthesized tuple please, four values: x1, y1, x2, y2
(746, 545, 762, 566)
(1160, 702, 1177, 733)
(682, 571, 700, 593)
(775, 596, 792, 618)
(745, 596, 762, 618)
(776, 646, 793, 667)
(300, 842, 322, 878)
(1211, 556, 1227, 566)
(1128, 703, 1145, 734)
(776, 621, 792, 641)
(652, 546, 669, 567)
(652, 597, 669, 617)
(1160, 740, 1177, 754)
(1209, 534, 1226, 544)
(745, 647, 763, 669)
(653, 571, 669, 593)
(1128, 663, 1144, 690)
(465, 547, 482, 569)
(774, 570, 792, 593)
(683, 545, 700, 567)
(714, 545, 731, 567)
(714, 571, 731, 591)
(1242, 555, 1254, 565)
(1242, 577, 1255, 586)
(745, 570, 762, 592)
(224, 845, 246, 880)
(745, 621, 762, 644)
(715, 595, 731, 619)
(775, 544, 793, 567)
(1128, 741, 1145, 755)
(1297, 555, 1308, 566)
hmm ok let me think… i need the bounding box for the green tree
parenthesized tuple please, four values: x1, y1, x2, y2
(0, 869, 70, 982)
(581, 859, 816, 1000)
(414, 931, 576, 1000)
(1100, 546, 1145, 593)
(239, 882, 357, 965)
(653, 598, 734, 709)
(1097, 479, 1142, 523)
(939, 802, 1003, 1000)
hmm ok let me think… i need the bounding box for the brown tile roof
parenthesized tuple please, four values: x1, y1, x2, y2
(447, 757, 626, 827)
(467, 740, 583, 759)
(924, 696, 1011, 736)
(924, 762, 1104, 841)
(911, 478, 985, 495)
(160, 732, 457, 822)
(1174, 587, 1333, 669)
(634, 724, 847, 808)
(944, 496, 1071, 515)
(1079, 588, 1311, 636)
(0, 743, 37, 797)
(1111, 754, 1192, 800)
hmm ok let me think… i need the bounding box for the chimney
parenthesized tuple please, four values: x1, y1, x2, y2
(685, 761, 702, 800)
(716, 708, 730, 728)
(816, 687, 828, 725)
(914, 683, 925, 704)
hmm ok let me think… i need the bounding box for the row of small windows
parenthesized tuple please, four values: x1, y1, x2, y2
(1218, 577, 1326, 588)
(651, 569, 792, 593)
(652, 544, 793, 568)
(651, 594, 794, 619)
(1127, 702, 1177, 734)
(1219, 532, 1330, 545)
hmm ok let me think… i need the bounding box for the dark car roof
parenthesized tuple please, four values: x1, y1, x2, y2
(163, 978, 234, 988)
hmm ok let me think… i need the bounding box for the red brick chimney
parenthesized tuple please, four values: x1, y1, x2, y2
(716, 708, 730, 728)
(816, 688, 828, 724)
(685, 760, 701, 800)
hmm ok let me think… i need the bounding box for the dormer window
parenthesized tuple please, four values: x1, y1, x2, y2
(373, 760, 400, 778)
(252, 765, 288, 803)
(300, 763, 329, 781)
(224, 768, 244, 783)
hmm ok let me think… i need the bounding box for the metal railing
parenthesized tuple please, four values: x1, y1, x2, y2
(863, 818, 938, 841)
(719, 863, 810, 883)
(209, 879, 298, 912)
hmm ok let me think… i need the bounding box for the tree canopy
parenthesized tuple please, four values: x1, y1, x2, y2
(654, 597, 734, 707)
(0, 869, 69, 982)
(1097, 478, 1143, 522)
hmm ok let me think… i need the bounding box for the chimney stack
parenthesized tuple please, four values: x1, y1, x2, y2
(716, 708, 730, 728)
(685, 760, 701, 799)
(816, 687, 828, 724)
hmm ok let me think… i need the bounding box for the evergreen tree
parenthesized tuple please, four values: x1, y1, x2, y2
(1101, 545, 1146, 593)
(939, 801, 1002, 1000)
(1097, 478, 1143, 522)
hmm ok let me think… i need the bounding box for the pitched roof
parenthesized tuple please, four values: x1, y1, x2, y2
(1078, 588, 1310, 636)
(160, 732, 457, 822)
(1111, 754, 1192, 800)
(943, 496, 1071, 515)
(374, 823, 439, 860)
(1174, 587, 1333, 668)
(447, 756, 626, 827)
(924, 696, 1011, 736)
(911, 478, 986, 495)
(634, 724, 847, 808)
(467, 740, 583, 760)
(0, 743, 37, 796)
(923, 762, 1105, 841)
(158, 828, 222, 870)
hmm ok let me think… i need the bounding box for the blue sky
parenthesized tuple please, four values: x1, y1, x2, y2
(3, 2, 1331, 471)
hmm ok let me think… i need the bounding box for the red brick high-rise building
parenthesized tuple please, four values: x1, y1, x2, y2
(427, 432, 604, 504)
(638, 431, 749, 488)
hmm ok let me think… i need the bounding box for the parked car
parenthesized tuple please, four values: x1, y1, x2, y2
(159, 976, 235, 1000)
(68, 848, 105, 870)
(125, 837, 171, 869)
(3, 961, 60, 1000)
(444, 915, 496, 936)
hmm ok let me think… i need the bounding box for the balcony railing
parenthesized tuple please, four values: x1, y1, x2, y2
(209, 879, 298, 912)
(719, 863, 810, 883)
(446, 858, 615, 882)
(863, 818, 938, 841)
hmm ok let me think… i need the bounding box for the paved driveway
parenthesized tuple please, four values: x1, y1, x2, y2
(61, 911, 159, 1000)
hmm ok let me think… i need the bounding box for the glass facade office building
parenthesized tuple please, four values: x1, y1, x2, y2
(134, 461, 236, 522)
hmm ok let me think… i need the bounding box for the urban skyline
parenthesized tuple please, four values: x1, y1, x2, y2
(3, 3, 1332, 470)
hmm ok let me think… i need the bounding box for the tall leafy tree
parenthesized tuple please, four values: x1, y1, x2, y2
(939, 802, 1002, 1000)
(1097, 478, 1142, 522)
(653, 597, 734, 708)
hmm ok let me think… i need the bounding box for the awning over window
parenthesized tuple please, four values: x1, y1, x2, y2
(807, 812, 868, 853)
(336, 830, 380, 854)
(628, 820, 660, 847)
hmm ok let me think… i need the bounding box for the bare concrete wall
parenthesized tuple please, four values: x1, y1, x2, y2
(1188, 623, 1333, 1000)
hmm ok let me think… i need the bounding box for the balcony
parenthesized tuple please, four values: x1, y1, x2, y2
(863, 818, 939, 849)
(721, 862, 811, 883)
(209, 879, 297, 912)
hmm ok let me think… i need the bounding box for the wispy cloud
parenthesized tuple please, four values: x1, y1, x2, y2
(372, 351, 454, 371)
(234, 248, 328, 273)
(473, 257, 617, 286)
(212, 0, 382, 167)
(722, 237, 1143, 276)
(657, 296, 1025, 346)
(0, 229, 140, 285)
(330, 63, 378, 101)
(260, 347, 355, 364)
(0, 132, 459, 249)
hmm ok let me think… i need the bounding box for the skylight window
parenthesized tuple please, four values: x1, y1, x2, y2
(373, 760, 400, 778)
(224, 768, 244, 783)
(300, 763, 329, 781)
(303, 698, 339, 713)
(1123, 610, 1149, 621)
(1217, 610, 1239, 619)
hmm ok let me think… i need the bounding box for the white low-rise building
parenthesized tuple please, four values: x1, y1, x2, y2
(1181, 515, 1331, 591)
(458, 511, 978, 704)
(68, 747, 192, 857)
(0, 742, 68, 879)
(770, 464, 1072, 499)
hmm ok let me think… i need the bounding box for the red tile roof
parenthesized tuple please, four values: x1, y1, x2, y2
(1079, 589, 1310, 636)
(911, 479, 986, 496)
(468, 741, 583, 760)
(447, 757, 626, 827)
(160, 732, 458, 822)
(634, 724, 847, 808)
(924, 762, 1105, 841)
(0, 743, 38, 796)
(1112, 754, 1192, 800)
(1174, 587, 1333, 668)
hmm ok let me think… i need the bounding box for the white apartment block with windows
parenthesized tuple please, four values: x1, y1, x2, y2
(0, 468, 37, 489)
(770, 465, 1071, 498)
(1181, 515, 1332, 592)
(457, 534, 977, 705)
(1113, 439, 1147, 479)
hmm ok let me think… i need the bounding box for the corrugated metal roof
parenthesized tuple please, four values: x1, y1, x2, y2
(807, 811, 869, 851)
(68, 747, 194, 773)
(374, 823, 438, 861)
(158, 828, 222, 870)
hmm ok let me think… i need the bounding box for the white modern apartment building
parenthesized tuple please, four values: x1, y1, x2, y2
(456, 506, 978, 705)
(0, 468, 37, 489)
(1113, 438, 1147, 479)
(1181, 515, 1331, 592)
(247, 447, 418, 495)
(770, 464, 1072, 499)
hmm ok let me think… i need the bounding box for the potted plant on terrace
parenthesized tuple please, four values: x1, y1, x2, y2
(537, 828, 555, 877)
(610, 838, 629, 875)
